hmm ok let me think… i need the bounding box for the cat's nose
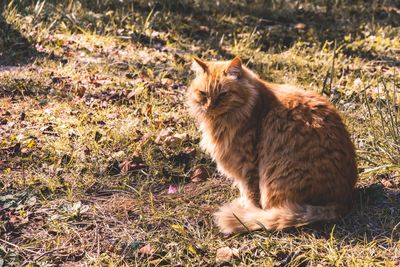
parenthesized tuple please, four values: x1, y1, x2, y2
(205, 99, 212, 110)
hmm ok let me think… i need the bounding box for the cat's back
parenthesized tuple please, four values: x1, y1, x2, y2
(257, 82, 354, 164)
(261, 83, 341, 129)
(259, 82, 356, 164)
(267, 83, 333, 111)
(257, 82, 357, 207)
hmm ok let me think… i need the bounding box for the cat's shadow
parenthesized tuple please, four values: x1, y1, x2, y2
(220, 184, 398, 266)
(287, 183, 400, 243)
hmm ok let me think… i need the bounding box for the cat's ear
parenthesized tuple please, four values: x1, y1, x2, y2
(225, 57, 242, 79)
(191, 56, 208, 75)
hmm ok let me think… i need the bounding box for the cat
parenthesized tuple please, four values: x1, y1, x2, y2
(187, 57, 358, 234)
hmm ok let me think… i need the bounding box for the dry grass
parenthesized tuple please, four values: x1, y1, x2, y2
(0, 0, 399, 266)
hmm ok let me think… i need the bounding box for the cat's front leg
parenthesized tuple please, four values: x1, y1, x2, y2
(235, 173, 260, 208)
(217, 162, 260, 207)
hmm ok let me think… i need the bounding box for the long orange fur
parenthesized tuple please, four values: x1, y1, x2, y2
(187, 57, 358, 234)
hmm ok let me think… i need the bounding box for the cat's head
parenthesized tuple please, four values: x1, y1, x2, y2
(187, 57, 257, 119)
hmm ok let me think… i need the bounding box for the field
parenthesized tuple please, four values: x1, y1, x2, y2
(0, 0, 399, 266)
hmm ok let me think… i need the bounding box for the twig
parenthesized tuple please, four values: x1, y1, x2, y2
(32, 248, 67, 262)
(0, 238, 40, 255)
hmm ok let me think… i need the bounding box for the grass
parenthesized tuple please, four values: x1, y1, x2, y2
(0, 0, 399, 266)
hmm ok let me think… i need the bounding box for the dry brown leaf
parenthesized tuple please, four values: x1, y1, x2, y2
(119, 160, 132, 175)
(76, 86, 86, 97)
(183, 147, 196, 158)
(163, 136, 181, 147)
(216, 247, 239, 263)
(199, 25, 210, 32)
(138, 244, 155, 257)
(155, 129, 188, 148)
(191, 166, 209, 183)
(294, 23, 306, 30)
(127, 90, 136, 99)
(161, 78, 173, 86)
(155, 128, 172, 144)
(381, 179, 395, 188)
(119, 159, 147, 175)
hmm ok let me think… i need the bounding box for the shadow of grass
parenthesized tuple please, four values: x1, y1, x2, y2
(5, 0, 399, 63)
(76, 0, 400, 55)
(0, 15, 48, 66)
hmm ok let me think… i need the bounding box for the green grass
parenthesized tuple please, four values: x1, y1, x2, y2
(0, 0, 399, 266)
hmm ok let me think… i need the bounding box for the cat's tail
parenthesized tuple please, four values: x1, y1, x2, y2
(214, 199, 347, 234)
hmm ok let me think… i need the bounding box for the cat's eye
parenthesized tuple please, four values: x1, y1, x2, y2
(217, 91, 228, 101)
(219, 91, 228, 97)
(200, 91, 207, 97)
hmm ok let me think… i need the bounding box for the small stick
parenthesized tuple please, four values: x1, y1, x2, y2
(0, 238, 40, 255)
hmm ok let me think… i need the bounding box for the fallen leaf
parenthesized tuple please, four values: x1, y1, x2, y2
(173, 133, 189, 141)
(9, 214, 20, 224)
(119, 160, 132, 174)
(138, 244, 154, 257)
(161, 78, 173, 86)
(162, 133, 189, 148)
(171, 224, 185, 234)
(183, 147, 196, 158)
(381, 179, 394, 188)
(294, 23, 306, 30)
(119, 153, 147, 175)
(118, 160, 147, 174)
(107, 113, 119, 119)
(76, 86, 86, 97)
(127, 90, 136, 99)
(155, 128, 172, 144)
(216, 247, 239, 263)
(163, 136, 182, 147)
(199, 25, 210, 32)
(191, 166, 209, 183)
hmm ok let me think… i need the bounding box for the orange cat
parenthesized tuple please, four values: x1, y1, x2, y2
(187, 57, 357, 234)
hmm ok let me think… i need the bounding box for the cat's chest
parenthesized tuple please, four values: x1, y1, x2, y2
(199, 122, 237, 158)
(200, 122, 256, 178)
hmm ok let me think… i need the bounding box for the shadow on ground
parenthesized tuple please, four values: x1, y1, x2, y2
(77, 0, 400, 55)
(0, 15, 48, 66)
(294, 183, 400, 242)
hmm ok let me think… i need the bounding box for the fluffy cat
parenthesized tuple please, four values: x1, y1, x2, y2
(187, 57, 357, 234)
